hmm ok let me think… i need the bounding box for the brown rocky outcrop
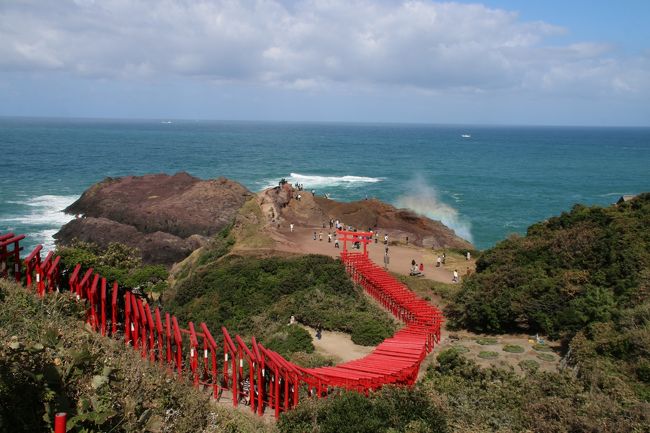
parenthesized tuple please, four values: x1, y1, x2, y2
(262, 186, 473, 250)
(55, 173, 252, 265)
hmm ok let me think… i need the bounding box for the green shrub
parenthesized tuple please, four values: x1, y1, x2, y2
(478, 351, 498, 359)
(536, 353, 555, 362)
(532, 344, 552, 352)
(265, 326, 314, 356)
(503, 344, 525, 353)
(476, 337, 498, 345)
(518, 359, 540, 373)
(350, 318, 393, 346)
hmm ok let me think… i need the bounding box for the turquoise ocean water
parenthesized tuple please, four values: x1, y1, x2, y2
(1, 118, 649, 253)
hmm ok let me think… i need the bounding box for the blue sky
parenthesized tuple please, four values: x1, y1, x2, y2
(1, 0, 648, 126)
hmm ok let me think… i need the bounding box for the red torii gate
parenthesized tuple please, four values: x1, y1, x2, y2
(0, 233, 25, 281)
(336, 229, 373, 255)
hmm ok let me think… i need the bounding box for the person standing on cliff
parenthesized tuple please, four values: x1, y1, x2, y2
(466, 251, 471, 261)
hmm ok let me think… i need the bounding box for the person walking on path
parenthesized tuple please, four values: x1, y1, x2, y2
(316, 323, 322, 340)
(442, 252, 446, 264)
(383, 251, 390, 269)
(466, 251, 471, 261)
(290, 223, 294, 232)
(384, 234, 389, 245)
(313, 231, 317, 241)
(328, 233, 332, 243)
(436, 256, 442, 267)
(453, 269, 459, 283)
(319, 231, 323, 241)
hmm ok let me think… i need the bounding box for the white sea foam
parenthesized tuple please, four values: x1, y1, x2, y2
(1, 195, 78, 252)
(260, 173, 382, 190)
(395, 177, 473, 243)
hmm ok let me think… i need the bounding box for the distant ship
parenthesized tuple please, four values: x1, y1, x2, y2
(161, 121, 173, 124)
(461, 134, 471, 138)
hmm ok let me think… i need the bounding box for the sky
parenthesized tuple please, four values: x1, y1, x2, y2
(1, 0, 649, 126)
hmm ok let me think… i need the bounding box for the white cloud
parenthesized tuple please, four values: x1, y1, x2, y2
(0, 0, 648, 100)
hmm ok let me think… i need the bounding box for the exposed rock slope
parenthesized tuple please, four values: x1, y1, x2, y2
(55, 172, 252, 265)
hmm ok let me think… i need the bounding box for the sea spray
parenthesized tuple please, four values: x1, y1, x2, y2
(395, 177, 473, 243)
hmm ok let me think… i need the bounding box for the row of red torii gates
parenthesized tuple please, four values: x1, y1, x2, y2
(1, 230, 443, 419)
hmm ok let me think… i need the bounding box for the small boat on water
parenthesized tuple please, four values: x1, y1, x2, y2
(461, 134, 471, 138)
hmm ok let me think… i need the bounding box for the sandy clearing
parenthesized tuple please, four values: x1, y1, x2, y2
(301, 324, 374, 363)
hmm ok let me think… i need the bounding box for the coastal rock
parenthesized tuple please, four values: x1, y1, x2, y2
(65, 172, 251, 238)
(263, 186, 473, 250)
(55, 173, 252, 265)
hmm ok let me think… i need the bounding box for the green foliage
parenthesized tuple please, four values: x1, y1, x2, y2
(167, 254, 395, 354)
(446, 193, 650, 339)
(265, 326, 315, 356)
(476, 337, 498, 345)
(0, 279, 273, 433)
(57, 241, 168, 293)
(502, 344, 525, 353)
(518, 359, 540, 373)
(278, 386, 447, 433)
(478, 351, 499, 359)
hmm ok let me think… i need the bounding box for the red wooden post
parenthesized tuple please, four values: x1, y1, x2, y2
(111, 282, 118, 336)
(154, 308, 164, 363)
(89, 274, 100, 330)
(201, 323, 219, 399)
(165, 313, 172, 364)
(252, 337, 265, 415)
(54, 412, 67, 433)
(124, 292, 131, 344)
(188, 322, 199, 386)
(144, 304, 155, 361)
(100, 278, 107, 335)
(171, 316, 183, 377)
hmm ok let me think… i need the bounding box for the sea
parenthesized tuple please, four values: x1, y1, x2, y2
(1, 117, 649, 253)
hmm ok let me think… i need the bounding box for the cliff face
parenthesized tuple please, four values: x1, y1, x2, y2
(55, 173, 252, 265)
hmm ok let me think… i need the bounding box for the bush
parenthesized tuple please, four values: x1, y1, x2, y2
(519, 359, 540, 373)
(478, 351, 498, 359)
(503, 344, 525, 353)
(350, 318, 394, 346)
(265, 326, 314, 356)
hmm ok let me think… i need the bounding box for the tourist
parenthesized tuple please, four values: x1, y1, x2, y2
(384, 234, 388, 245)
(289, 315, 296, 325)
(442, 252, 446, 264)
(319, 231, 323, 241)
(316, 323, 322, 340)
(406, 236, 409, 245)
(290, 223, 294, 232)
(383, 251, 390, 269)
(334, 239, 339, 248)
(453, 269, 459, 283)
(419, 263, 424, 273)
(313, 231, 317, 241)
(436, 256, 442, 267)
(328, 233, 332, 243)
(466, 251, 471, 261)
(375, 232, 378, 243)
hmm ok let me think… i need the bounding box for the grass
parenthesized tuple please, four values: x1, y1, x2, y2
(450, 345, 470, 354)
(502, 344, 525, 353)
(394, 273, 459, 303)
(536, 353, 555, 362)
(532, 343, 552, 352)
(231, 198, 275, 249)
(476, 337, 498, 345)
(518, 359, 540, 372)
(478, 351, 499, 359)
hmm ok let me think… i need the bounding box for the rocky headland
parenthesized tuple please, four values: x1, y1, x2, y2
(55, 172, 252, 264)
(55, 173, 472, 266)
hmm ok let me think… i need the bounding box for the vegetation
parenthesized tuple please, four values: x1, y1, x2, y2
(56, 240, 168, 294)
(446, 193, 650, 339)
(0, 279, 273, 433)
(167, 249, 396, 360)
(502, 344, 524, 353)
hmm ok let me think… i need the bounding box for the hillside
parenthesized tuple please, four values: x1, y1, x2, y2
(0, 279, 273, 433)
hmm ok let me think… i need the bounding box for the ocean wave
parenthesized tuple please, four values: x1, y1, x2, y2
(259, 173, 383, 190)
(1, 194, 78, 252)
(395, 177, 473, 243)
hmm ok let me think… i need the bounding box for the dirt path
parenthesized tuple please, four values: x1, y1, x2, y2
(301, 324, 374, 363)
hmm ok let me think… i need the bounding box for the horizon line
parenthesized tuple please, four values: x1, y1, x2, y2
(1, 115, 649, 129)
